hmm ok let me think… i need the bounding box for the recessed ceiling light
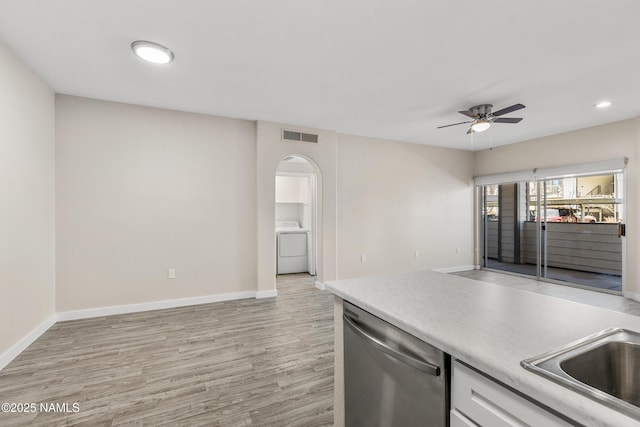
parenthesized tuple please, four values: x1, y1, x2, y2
(594, 101, 612, 109)
(131, 40, 174, 64)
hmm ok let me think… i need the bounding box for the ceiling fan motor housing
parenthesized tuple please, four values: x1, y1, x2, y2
(470, 104, 493, 117)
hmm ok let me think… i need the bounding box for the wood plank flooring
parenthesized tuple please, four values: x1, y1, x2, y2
(0, 274, 334, 426)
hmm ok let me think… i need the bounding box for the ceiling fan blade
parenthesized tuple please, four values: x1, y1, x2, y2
(493, 117, 523, 124)
(437, 120, 473, 129)
(458, 110, 479, 119)
(492, 103, 525, 117)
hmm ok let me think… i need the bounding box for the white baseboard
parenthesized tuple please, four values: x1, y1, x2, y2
(432, 265, 477, 273)
(315, 281, 326, 290)
(256, 289, 278, 298)
(0, 314, 56, 371)
(56, 291, 257, 321)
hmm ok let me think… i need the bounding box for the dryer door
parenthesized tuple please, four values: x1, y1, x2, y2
(277, 232, 309, 274)
(279, 232, 308, 257)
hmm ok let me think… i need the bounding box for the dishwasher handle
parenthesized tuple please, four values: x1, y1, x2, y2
(343, 314, 441, 376)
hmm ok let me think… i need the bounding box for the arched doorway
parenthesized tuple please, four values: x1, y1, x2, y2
(274, 155, 320, 287)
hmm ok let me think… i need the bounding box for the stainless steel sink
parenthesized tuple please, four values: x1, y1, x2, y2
(522, 328, 640, 419)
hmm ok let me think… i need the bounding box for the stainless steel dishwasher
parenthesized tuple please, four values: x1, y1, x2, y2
(343, 301, 449, 427)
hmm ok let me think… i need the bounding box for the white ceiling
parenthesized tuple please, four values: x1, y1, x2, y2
(1, 0, 639, 151)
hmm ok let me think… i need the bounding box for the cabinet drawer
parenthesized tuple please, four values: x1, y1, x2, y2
(452, 360, 572, 427)
(450, 409, 477, 427)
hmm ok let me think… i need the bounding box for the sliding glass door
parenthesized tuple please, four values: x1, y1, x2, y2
(479, 168, 625, 292)
(482, 183, 526, 272)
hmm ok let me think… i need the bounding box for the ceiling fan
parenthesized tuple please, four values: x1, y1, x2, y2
(437, 103, 525, 134)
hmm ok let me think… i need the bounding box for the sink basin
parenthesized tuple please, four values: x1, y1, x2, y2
(522, 328, 640, 419)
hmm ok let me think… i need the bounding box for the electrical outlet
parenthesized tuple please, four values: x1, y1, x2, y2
(168, 269, 176, 279)
(456, 248, 461, 255)
(415, 250, 420, 258)
(360, 254, 366, 262)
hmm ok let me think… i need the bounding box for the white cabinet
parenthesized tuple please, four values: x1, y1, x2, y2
(451, 360, 572, 427)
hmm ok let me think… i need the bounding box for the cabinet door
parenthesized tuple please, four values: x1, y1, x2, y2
(452, 360, 572, 427)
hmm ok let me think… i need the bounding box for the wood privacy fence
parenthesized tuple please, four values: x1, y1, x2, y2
(487, 222, 622, 276)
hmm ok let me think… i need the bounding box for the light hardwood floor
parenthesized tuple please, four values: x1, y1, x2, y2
(0, 274, 334, 426)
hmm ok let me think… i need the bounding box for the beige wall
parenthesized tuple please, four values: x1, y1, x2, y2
(0, 42, 55, 357)
(55, 102, 475, 311)
(337, 134, 475, 278)
(474, 117, 640, 296)
(56, 96, 257, 311)
(256, 121, 338, 291)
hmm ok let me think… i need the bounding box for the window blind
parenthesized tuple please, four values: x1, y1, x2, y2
(534, 158, 627, 180)
(474, 158, 627, 186)
(474, 170, 535, 186)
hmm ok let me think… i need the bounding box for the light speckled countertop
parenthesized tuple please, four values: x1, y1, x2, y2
(326, 269, 640, 427)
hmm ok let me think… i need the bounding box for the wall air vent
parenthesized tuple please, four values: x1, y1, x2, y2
(282, 129, 319, 143)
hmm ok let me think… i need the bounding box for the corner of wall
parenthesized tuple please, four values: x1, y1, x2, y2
(0, 315, 56, 371)
(0, 40, 56, 368)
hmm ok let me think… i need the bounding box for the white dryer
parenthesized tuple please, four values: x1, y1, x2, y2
(276, 221, 309, 274)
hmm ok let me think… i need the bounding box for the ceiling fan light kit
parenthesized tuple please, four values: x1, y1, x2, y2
(438, 103, 525, 134)
(470, 120, 491, 133)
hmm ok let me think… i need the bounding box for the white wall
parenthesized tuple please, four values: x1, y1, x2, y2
(275, 176, 310, 203)
(276, 160, 315, 174)
(56, 95, 257, 311)
(0, 42, 55, 360)
(337, 134, 475, 278)
(275, 203, 303, 223)
(474, 117, 640, 297)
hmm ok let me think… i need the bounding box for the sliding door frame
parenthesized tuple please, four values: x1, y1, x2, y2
(475, 158, 628, 294)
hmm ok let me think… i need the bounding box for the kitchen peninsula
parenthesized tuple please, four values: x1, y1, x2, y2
(327, 269, 640, 427)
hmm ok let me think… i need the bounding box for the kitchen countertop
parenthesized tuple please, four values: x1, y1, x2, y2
(326, 269, 640, 427)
